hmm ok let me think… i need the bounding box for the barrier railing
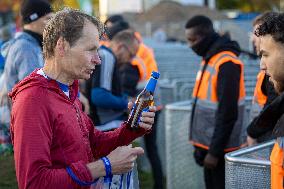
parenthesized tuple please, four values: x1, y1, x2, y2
(165, 100, 205, 188)
(225, 140, 275, 189)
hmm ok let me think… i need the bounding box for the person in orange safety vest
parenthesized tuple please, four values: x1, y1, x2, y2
(185, 15, 246, 189)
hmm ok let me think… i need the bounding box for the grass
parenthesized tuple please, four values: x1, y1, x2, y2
(138, 169, 154, 189)
(0, 153, 153, 189)
(0, 153, 17, 189)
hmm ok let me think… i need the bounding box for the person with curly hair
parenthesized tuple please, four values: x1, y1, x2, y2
(255, 12, 284, 189)
(246, 12, 278, 146)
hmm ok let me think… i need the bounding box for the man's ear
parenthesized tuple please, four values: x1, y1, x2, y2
(56, 37, 70, 57)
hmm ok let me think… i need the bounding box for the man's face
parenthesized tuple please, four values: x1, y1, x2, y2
(113, 40, 139, 63)
(34, 13, 54, 34)
(61, 20, 101, 80)
(252, 24, 261, 54)
(185, 28, 203, 48)
(260, 35, 284, 93)
(105, 21, 113, 29)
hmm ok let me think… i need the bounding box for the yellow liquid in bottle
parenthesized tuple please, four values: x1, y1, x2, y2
(127, 91, 154, 129)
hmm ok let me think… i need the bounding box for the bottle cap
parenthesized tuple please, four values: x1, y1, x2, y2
(151, 71, 160, 79)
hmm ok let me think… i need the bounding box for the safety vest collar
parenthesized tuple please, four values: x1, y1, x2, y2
(197, 51, 244, 101)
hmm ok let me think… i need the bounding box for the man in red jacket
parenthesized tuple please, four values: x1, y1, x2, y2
(9, 8, 156, 189)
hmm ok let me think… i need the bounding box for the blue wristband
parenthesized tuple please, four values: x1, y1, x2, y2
(101, 157, 112, 183)
(66, 166, 99, 186)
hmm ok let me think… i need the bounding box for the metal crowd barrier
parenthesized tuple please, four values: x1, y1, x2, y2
(225, 140, 275, 189)
(165, 100, 204, 189)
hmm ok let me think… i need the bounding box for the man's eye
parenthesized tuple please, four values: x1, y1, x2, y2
(259, 52, 264, 58)
(262, 54, 268, 57)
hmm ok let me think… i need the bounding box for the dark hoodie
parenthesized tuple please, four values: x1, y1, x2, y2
(195, 35, 243, 158)
(9, 70, 146, 189)
(251, 92, 284, 138)
(247, 74, 278, 142)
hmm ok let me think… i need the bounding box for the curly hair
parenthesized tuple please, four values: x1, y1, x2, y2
(43, 7, 104, 59)
(253, 12, 278, 27)
(255, 12, 284, 44)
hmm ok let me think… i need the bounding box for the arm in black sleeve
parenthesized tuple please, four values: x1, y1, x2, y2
(119, 63, 140, 97)
(263, 74, 278, 107)
(247, 74, 278, 139)
(208, 61, 240, 157)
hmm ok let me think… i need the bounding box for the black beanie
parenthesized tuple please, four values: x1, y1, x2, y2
(107, 21, 130, 40)
(104, 15, 124, 25)
(185, 15, 213, 29)
(21, 0, 53, 24)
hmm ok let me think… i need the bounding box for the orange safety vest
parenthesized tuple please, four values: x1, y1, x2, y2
(249, 71, 268, 121)
(100, 32, 158, 82)
(271, 138, 284, 189)
(254, 71, 268, 106)
(190, 51, 246, 152)
(99, 40, 110, 47)
(132, 43, 158, 81)
(132, 33, 162, 110)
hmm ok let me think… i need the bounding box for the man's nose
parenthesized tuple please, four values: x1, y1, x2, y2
(91, 53, 101, 65)
(259, 59, 266, 71)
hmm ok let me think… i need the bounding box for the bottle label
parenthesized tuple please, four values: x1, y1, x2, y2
(128, 101, 150, 128)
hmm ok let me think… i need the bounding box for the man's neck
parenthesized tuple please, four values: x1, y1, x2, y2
(23, 29, 43, 48)
(43, 59, 74, 86)
(23, 25, 41, 35)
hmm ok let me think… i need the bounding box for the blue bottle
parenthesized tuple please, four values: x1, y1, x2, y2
(127, 71, 160, 129)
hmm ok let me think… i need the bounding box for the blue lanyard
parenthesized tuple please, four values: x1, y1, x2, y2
(119, 171, 132, 189)
(126, 171, 132, 189)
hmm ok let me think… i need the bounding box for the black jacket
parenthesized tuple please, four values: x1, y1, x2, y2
(252, 92, 284, 138)
(247, 74, 278, 142)
(194, 35, 242, 158)
(118, 63, 140, 97)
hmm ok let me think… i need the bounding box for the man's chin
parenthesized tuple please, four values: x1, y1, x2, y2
(83, 74, 91, 80)
(273, 81, 284, 94)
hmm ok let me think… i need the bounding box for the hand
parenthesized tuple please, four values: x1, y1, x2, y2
(127, 101, 134, 110)
(247, 136, 257, 147)
(203, 153, 218, 169)
(139, 106, 156, 130)
(127, 102, 156, 131)
(128, 97, 136, 104)
(107, 145, 144, 175)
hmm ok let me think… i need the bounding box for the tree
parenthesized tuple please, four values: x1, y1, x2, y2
(217, 0, 280, 12)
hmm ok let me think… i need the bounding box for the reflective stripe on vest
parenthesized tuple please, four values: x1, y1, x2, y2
(132, 56, 147, 81)
(190, 51, 246, 151)
(271, 137, 284, 189)
(249, 71, 268, 122)
(132, 43, 158, 81)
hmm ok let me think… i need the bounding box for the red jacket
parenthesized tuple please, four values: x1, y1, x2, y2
(9, 70, 146, 189)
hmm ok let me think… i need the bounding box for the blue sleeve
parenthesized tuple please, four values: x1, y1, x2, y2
(16, 42, 43, 80)
(91, 88, 128, 110)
